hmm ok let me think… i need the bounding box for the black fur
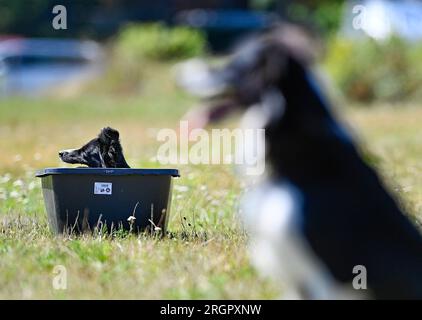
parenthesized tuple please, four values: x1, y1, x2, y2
(59, 127, 130, 168)
(193, 25, 422, 298)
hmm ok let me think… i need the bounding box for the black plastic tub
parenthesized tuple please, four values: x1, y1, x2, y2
(35, 168, 179, 234)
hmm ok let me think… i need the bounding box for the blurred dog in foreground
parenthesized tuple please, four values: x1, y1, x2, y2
(176, 24, 422, 299)
(59, 127, 130, 168)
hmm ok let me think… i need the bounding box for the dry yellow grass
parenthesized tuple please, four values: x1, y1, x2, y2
(0, 63, 421, 298)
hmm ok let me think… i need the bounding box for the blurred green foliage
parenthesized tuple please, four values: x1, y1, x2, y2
(115, 23, 206, 62)
(0, 0, 346, 39)
(324, 36, 422, 103)
(286, 0, 345, 35)
(89, 24, 206, 95)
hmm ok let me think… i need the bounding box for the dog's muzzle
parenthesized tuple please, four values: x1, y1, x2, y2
(58, 149, 76, 159)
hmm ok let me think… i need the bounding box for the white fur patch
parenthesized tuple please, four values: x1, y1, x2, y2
(59, 149, 76, 154)
(240, 181, 361, 299)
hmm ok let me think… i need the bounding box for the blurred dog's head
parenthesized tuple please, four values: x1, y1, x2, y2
(176, 23, 319, 126)
(177, 24, 351, 180)
(59, 127, 130, 168)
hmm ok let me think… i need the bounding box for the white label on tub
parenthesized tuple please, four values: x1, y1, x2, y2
(94, 182, 112, 195)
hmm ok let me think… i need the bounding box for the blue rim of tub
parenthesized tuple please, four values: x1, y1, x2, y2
(35, 168, 180, 177)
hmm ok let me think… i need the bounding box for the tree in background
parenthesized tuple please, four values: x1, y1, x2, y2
(0, 0, 345, 39)
(0, 0, 103, 38)
(251, 0, 345, 35)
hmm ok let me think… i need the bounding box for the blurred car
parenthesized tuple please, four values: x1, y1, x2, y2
(341, 0, 422, 41)
(0, 38, 104, 96)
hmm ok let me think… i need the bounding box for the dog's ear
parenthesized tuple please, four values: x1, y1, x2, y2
(260, 24, 318, 84)
(99, 127, 124, 167)
(260, 42, 289, 85)
(269, 24, 319, 66)
(99, 127, 119, 144)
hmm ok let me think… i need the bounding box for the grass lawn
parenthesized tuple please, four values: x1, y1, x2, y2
(0, 63, 421, 299)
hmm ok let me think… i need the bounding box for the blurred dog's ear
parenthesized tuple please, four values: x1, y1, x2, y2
(260, 42, 289, 85)
(99, 127, 120, 144)
(260, 24, 319, 83)
(269, 23, 319, 66)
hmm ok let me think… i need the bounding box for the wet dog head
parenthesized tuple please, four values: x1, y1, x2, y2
(59, 127, 130, 168)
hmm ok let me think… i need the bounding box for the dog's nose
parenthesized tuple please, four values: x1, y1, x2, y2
(59, 151, 66, 157)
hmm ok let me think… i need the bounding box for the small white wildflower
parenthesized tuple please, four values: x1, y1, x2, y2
(33, 153, 42, 161)
(174, 185, 189, 192)
(13, 180, 24, 187)
(9, 190, 20, 198)
(28, 181, 37, 190)
(0, 174, 11, 184)
(127, 216, 136, 223)
(200, 185, 207, 191)
(13, 154, 22, 162)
